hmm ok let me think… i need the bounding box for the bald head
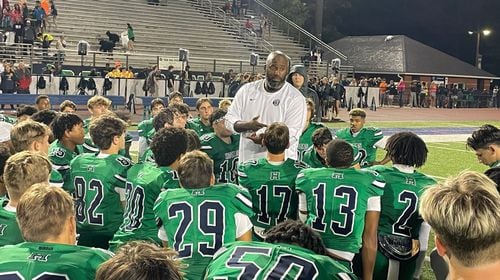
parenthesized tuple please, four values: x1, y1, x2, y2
(265, 51, 290, 92)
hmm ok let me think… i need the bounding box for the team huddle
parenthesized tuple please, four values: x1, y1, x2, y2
(0, 56, 499, 279)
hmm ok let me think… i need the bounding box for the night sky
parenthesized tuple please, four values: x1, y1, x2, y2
(318, 0, 500, 76)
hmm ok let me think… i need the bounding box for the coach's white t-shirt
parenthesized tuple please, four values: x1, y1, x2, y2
(225, 79, 307, 163)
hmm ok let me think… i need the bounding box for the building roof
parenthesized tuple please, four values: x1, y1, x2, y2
(327, 35, 496, 79)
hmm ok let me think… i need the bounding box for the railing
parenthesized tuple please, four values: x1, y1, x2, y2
(0, 43, 263, 74)
(195, 0, 274, 55)
(251, 0, 347, 61)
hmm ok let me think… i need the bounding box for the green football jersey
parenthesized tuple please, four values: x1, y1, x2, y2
(82, 134, 131, 158)
(49, 140, 84, 181)
(302, 146, 327, 168)
(0, 242, 112, 279)
(369, 165, 436, 238)
(138, 148, 156, 164)
(138, 118, 154, 138)
(296, 167, 385, 254)
(335, 127, 383, 167)
(153, 184, 254, 280)
(68, 153, 133, 243)
(201, 133, 240, 184)
(205, 241, 359, 280)
(0, 199, 22, 246)
(0, 114, 16, 124)
(238, 158, 307, 237)
(49, 169, 64, 188)
(110, 163, 180, 251)
(298, 122, 325, 162)
(186, 117, 213, 137)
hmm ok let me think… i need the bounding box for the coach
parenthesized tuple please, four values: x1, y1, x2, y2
(225, 51, 307, 162)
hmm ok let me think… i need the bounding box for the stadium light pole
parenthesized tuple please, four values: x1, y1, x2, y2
(468, 29, 491, 69)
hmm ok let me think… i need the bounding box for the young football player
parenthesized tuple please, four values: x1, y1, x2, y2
(110, 128, 188, 251)
(10, 120, 64, 187)
(168, 91, 184, 106)
(467, 124, 500, 169)
(296, 139, 385, 279)
(68, 115, 133, 249)
(186, 98, 214, 137)
(238, 122, 306, 240)
(169, 102, 190, 128)
(205, 220, 359, 280)
(96, 241, 183, 280)
(0, 151, 51, 246)
(154, 150, 253, 280)
(369, 132, 436, 280)
(138, 98, 165, 158)
(298, 98, 325, 161)
(302, 127, 332, 168)
(49, 113, 85, 183)
(0, 183, 112, 278)
(421, 171, 500, 280)
(200, 109, 240, 184)
(335, 108, 385, 167)
(82, 96, 112, 153)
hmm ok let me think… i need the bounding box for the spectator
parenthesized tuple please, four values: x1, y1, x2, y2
(22, 19, 36, 54)
(126, 23, 134, 51)
(14, 62, 31, 94)
(165, 65, 174, 93)
(421, 171, 500, 280)
(379, 78, 387, 106)
(145, 65, 160, 97)
(21, 2, 29, 21)
(48, 0, 57, 30)
(1, 4, 11, 29)
(0, 63, 17, 110)
(430, 81, 438, 108)
(244, 18, 255, 34)
(396, 78, 406, 107)
(106, 30, 120, 44)
(32, 2, 45, 33)
(287, 65, 321, 122)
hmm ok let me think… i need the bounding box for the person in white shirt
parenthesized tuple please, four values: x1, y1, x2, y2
(225, 51, 307, 163)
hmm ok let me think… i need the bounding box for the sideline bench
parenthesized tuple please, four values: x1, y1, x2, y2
(0, 94, 126, 110)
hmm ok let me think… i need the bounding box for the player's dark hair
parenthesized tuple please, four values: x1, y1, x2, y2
(186, 129, 201, 151)
(177, 150, 213, 189)
(153, 107, 178, 132)
(312, 127, 332, 148)
(115, 110, 132, 123)
(209, 108, 227, 126)
(265, 220, 327, 255)
(151, 128, 188, 167)
(151, 98, 165, 108)
(16, 105, 38, 118)
(31, 109, 57, 126)
(349, 108, 366, 118)
(484, 167, 500, 193)
(169, 103, 190, 117)
(196, 98, 212, 110)
(263, 122, 289, 154)
(169, 91, 183, 103)
(59, 100, 77, 112)
(35, 94, 49, 105)
(386, 132, 428, 167)
(467, 124, 500, 150)
(51, 113, 83, 140)
(95, 241, 183, 280)
(89, 115, 127, 150)
(326, 139, 354, 168)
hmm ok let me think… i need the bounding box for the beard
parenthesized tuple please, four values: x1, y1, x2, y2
(265, 78, 285, 92)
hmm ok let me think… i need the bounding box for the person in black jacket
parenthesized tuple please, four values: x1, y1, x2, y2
(286, 65, 321, 122)
(106, 31, 120, 44)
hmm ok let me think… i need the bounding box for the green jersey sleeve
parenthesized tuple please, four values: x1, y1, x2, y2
(138, 118, 154, 138)
(0, 199, 23, 246)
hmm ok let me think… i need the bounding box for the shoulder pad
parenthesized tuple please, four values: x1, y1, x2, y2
(49, 147, 66, 158)
(115, 156, 133, 167)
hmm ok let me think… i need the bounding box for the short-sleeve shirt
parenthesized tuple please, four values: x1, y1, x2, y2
(186, 117, 213, 137)
(335, 127, 383, 167)
(298, 122, 325, 161)
(200, 133, 240, 184)
(0, 198, 22, 246)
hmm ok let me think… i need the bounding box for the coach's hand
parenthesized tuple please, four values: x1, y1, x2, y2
(234, 116, 267, 132)
(246, 132, 264, 146)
